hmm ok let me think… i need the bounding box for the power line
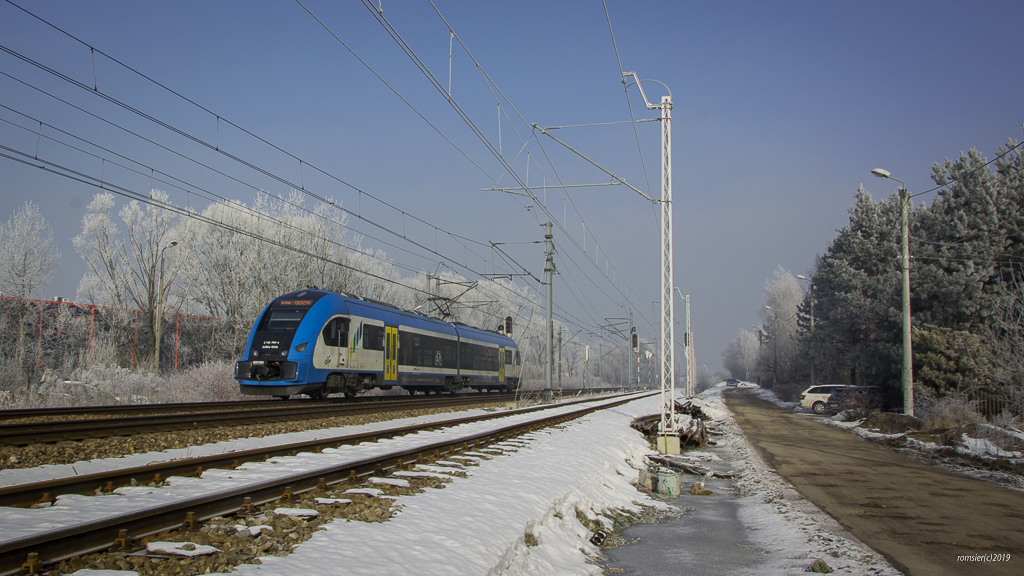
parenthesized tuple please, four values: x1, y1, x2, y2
(0, 4, 508, 272)
(0, 43, 554, 321)
(910, 137, 1024, 199)
(418, 0, 656, 325)
(1, 145, 575, 340)
(2, 0, 630, 340)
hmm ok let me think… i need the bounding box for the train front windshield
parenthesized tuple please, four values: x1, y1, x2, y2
(257, 307, 309, 332)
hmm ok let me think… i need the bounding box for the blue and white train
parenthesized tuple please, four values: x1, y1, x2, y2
(234, 289, 521, 399)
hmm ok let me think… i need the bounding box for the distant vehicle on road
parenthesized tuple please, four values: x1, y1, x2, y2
(825, 386, 897, 415)
(725, 378, 740, 386)
(800, 384, 850, 414)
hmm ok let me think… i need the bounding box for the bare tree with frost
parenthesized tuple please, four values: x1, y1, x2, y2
(74, 191, 192, 373)
(757, 266, 803, 386)
(0, 201, 61, 380)
(722, 328, 760, 381)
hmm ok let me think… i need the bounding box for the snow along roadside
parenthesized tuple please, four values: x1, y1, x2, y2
(221, 393, 671, 576)
(706, 385, 901, 575)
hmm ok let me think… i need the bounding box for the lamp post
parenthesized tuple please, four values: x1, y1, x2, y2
(871, 168, 913, 416)
(154, 241, 179, 375)
(751, 325, 763, 387)
(623, 71, 675, 438)
(764, 305, 778, 389)
(796, 275, 815, 387)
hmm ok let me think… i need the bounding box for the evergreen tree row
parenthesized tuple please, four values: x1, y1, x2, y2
(803, 139, 1024, 398)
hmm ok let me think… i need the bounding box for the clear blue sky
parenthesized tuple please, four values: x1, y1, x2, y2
(1, 0, 1022, 375)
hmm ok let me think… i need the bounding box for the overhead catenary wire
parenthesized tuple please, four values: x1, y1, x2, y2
(0, 88, 606, 341)
(0, 1, 514, 280)
(1, 0, 643, 342)
(0, 43, 575, 331)
(0, 104, 426, 276)
(0, 89, 586, 337)
(2, 145, 571, 340)
(418, 0, 658, 331)
(0, 43, 503, 281)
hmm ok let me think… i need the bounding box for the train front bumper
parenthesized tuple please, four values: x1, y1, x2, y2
(234, 360, 299, 382)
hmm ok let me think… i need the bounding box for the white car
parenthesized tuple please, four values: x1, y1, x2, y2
(799, 384, 850, 414)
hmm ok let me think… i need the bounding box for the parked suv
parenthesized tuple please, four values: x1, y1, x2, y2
(824, 386, 897, 415)
(799, 384, 849, 414)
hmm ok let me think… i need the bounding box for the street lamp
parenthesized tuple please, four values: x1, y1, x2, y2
(674, 288, 694, 397)
(154, 240, 179, 375)
(764, 305, 778, 389)
(796, 274, 815, 387)
(871, 168, 914, 417)
(751, 325, 763, 386)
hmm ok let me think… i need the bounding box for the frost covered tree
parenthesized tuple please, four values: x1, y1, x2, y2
(0, 201, 60, 300)
(801, 187, 904, 386)
(802, 139, 1024, 392)
(756, 266, 803, 386)
(722, 328, 759, 380)
(74, 191, 192, 372)
(0, 201, 61, 377)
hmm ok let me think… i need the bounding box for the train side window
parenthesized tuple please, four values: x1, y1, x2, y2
(363, 324, 385, 351)
(399, 332, 412, 365)
(322, 318, 349, 347)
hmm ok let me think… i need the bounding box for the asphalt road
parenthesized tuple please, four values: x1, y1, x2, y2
(724, 389, 1024, 576)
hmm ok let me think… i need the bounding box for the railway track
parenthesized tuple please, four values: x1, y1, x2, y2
(0, 391, 653, 576)
(0, 388, 624, 423)
(0, 394, 516, 446)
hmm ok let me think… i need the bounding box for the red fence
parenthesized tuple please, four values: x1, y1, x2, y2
(0, 296, 226, 377)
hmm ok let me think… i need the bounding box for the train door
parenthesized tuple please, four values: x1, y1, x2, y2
(318, 317, 349, 369)
(498, 346, 505, 384)
(384, 326, 398, 382)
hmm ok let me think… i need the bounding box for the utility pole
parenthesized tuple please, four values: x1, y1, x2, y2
(900, 186, 914, 416)
(557, 327, 563, 392)
(154, 240, 179, 375)
(627, 307, 634, 389)
(685, 294, 693, 396)
(688, 299, 695, 396)
(425, 271, 433, 317)
(797, 275, 815, 387)
(871, 168, 913, 416)
(583, 345, 589, 390)
(543, 221, 555, 401)
(623, 71, 675, 450)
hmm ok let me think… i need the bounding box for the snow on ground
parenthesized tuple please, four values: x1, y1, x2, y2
(2, 389, 905, 575)
(0, 396, 639, 543)
(0, 407, 509, 488)
(750, 383, 1024, 495)
(687, 386, 900, 576)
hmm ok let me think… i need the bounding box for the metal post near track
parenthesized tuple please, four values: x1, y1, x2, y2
(623, 72, 676, 453)
(543, 221, 555, 402)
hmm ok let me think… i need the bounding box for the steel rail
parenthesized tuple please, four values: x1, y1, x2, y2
(0, 395, 572, 508)
(0, 393, 501, 422)
(0, 388, 624, 423)
(0, 395, 514, 446)
(0, 392, 653, 576)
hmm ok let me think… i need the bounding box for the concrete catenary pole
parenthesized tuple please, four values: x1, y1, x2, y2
(871, 168, 914, 416)
(543, 221, 555, 401)
(628, 307, 634, 388)
(684, 294, 693, 396)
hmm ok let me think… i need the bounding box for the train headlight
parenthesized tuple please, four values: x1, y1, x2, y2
(294, 342, 309, 352)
